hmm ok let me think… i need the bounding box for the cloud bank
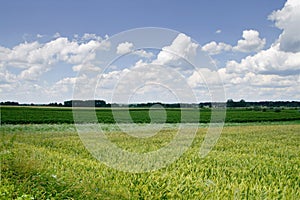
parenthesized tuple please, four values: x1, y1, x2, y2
(1, 0, 299, 103)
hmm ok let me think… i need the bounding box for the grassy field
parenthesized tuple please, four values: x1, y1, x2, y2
(1, 123, 299, 199)
(1, 106, 300, 124)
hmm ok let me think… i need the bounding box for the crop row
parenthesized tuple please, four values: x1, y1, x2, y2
(1, 106, 300, 124)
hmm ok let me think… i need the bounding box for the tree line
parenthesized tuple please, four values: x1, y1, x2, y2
(1, 99, 300, 108)
(225, 99, 300, 108)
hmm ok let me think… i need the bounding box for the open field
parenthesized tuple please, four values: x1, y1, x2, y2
(1, 106, 300, 124)
(1, 123, 299, 199)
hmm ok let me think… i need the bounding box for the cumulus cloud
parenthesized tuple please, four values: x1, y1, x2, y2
(154, 33, 199, 65)
(220, 43, 300, 100)
(81, 33, 102, 41)
(225, 43, 300, 75)
(116, 42, 134, 55)
(187, 68, 222, 88)
(220, 31, 300, 100)
(36, 34, 44, 38)
(202, 41, 232, 55)
(50, 76, 83, 96)
(95, 34, 222, 103)
(72, 63, 101, 72)
(0, 34, 111, 102)
(86, 34, 204, 103)
(96, 62, 198, 103)
(233, 30, 266, 52)
(202, 29, 265, 55)
(268, 0, 300, 52)
(116, 42, 154, 59)
(53, 32, 61, 38)
(216, 66, 299, 100)
(134, 49, 154, 59)
(0, 36, 110, 81)
(2, 33, 204, 103)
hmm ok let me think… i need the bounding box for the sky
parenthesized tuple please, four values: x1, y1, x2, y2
(1, 0, 299, 103)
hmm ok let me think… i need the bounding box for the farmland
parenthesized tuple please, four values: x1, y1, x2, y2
(1, 106, 300, 124)
(1, 123, 299, 199)
(1, 106, 300, 199)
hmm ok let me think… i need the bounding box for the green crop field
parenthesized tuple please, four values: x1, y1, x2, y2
(1, 106, 300, 124)
(1, 106, 300, 199)
(1, 123, 299, 199)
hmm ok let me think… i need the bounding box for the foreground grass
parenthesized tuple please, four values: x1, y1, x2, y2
(0, 124, 299, 199)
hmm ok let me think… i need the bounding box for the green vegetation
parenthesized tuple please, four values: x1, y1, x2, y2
(1, 124, 299, 199)
(1, 106, 300, 124)
(1, 106, 299, 198)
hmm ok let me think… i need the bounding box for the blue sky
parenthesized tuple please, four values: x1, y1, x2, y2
(0, 0, 285, 46)
(1, 0, 299, 103)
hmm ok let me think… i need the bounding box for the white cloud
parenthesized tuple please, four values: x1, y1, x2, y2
(187, 68, 222, 88)
(134, 49, 154, 59)
(93, 34, 223, 103)
(0, 68, 16, 84)
(225, 41, 300, 75)
(201, 0, 300, 101)
(36, 34, 44, 38)
(268, 0, 300, 52)
(55, 73, 102, 101)
(116, 42, 134, 55)
(50, 76, 79, 96)
(221, 40, 300, 102)
(72, 63, 101, 72)
(219, 68, 297, 88)
(19, 65, 46, 80)
(202, 41, 232, 55)
(97, 62, 197, 103)
(154, 33, 199, 65)
(81, 33, 102, 41)
(233, 30, 266, 52)
(0, 35, 111, 102)
(8, 41, 42, 66)
(0, 46, 11, 61)
(0, 36, 110, 80)
(216, 29, 222, 34)
(202, 29, 265, 55)
(217, 67, 299, 101)
(97, 34, 224, 102)
(220, 41, 300, 101)
(222, 0, 300, 79)
(116, 42, 155, 59)
(53, 32, 61, 38)
(93, 33, 206, 102)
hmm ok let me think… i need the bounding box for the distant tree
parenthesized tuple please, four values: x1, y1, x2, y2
(64, 100, 72, 107)
(64, 100, 107, 107)
(226, 99, 235, 107)
(238, 99, 247, 107)
(0, 101, 19, 106)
